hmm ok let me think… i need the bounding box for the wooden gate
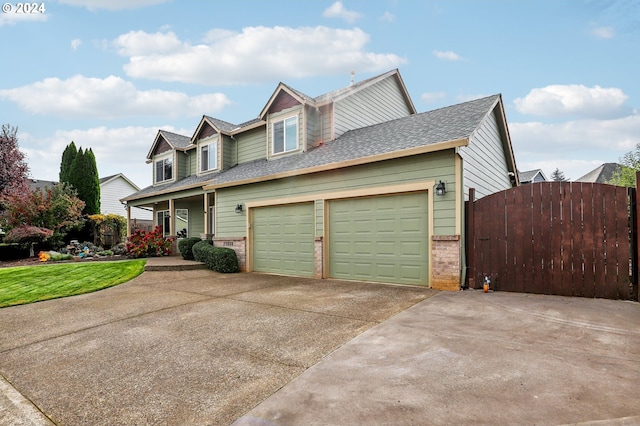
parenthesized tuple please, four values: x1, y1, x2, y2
(466, 182, 638, 301)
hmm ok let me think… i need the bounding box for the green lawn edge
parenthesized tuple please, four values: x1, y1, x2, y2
(0, 259, 147, 308)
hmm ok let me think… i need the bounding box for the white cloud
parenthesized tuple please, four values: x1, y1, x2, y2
(514, 85, 629, 119)
(323, 1, 362, 23)
(421, 92, 446, 103)
(71, 38, 82, 50)
(0, 9, 48, 26)
(116, 27, 407, 86)
(19, 125, 188, 187)
(509, 113, 640, 180)
(379, 12, 396, 23)
(113, 30, 185, 56)
(433, 50, 463, 61)
(56, 0, 170, 10)
(0, 75, 231, 119)
(592, 26, 615, 39)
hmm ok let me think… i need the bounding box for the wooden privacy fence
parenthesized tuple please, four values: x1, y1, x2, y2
(466, 181, 639, 301)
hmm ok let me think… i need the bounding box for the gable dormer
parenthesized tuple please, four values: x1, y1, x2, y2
(260, 84, 310, 159)
(147, 130, 191, 186)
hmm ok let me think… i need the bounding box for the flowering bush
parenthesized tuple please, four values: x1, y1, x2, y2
(126, 226, 174, 258)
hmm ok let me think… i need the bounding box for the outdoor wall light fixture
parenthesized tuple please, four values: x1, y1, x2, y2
(235, 204, 243, 214)
(435, 181, 447, 196)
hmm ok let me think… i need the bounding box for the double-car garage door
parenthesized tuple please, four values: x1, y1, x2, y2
(252, 192, 429, 285)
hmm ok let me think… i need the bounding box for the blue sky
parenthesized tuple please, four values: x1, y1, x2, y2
(1, 0, 639, 188)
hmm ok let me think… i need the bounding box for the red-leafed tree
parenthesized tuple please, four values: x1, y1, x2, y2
(0, 124, 29, 197)
(0, 182, 85, 248)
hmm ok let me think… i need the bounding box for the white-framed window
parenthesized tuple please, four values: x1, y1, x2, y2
(272, 115, 298, 154)
(200, 142, 217, 172)
(175, 208, 188, 238)
(156, 210, 170, 237)
(154, 155, 173, 183)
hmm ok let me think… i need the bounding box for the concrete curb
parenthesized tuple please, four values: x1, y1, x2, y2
(0, 374, 54, 426)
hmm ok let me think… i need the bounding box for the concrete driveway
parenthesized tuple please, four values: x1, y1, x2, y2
(2, 266, 640, 425)
(0, 267, 434, 425)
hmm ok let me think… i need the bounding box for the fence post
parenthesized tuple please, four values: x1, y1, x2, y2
(466, 188, 476, 289)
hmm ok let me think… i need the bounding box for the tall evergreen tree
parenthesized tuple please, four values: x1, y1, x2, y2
(550, 168, 568, 182)
(64, 146, 101, 215)
(84, 148, 101, 214)
(59, 141, 77, 183)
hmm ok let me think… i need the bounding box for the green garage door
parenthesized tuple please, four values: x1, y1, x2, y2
(252, 203, 315, 277)
(329, 192, 429, 285)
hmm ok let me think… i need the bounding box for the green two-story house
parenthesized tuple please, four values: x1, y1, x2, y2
(122, 69, 518, 290)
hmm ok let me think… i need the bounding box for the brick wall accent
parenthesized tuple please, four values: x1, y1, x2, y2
(314, 236, 324, 278)
(431, 235, 461, 291)
(212, 237, 247, 272)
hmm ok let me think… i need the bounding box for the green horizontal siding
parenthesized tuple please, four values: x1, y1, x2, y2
(216, 150, 457, 237)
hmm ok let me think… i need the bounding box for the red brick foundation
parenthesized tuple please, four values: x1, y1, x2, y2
(212, 237, 247, 272)
(431, 235, 461, 291)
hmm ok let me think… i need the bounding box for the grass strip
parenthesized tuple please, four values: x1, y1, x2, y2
(0, 260, 146, 308)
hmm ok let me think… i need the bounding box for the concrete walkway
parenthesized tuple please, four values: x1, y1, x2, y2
(1, 262, 639, 425)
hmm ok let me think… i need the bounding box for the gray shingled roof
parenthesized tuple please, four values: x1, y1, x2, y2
(518, 169, 545, 183)
(127, 94, 500, 200)
(204, 116, 238, 133)
(210, 94, 500, 187)
(160, 130, 191, 149)
(126, 171, 220, 200)
(575, 163, 620, 183)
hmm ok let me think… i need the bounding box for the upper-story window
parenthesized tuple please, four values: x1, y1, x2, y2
(273, 116, 298, 154)
(155, 155, 173, 183)
(200, 142, 218, 172)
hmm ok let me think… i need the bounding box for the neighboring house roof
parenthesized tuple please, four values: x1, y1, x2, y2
(575, 163, 621, 183)
(146, 130, 192, 160)
(99, 173, 141, 191)
(519, 169, 547, 184)
(27, 179, 57, 192)
(123, 94, 504, 202)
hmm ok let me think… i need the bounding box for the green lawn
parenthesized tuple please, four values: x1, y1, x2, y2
(0, 260, 146, 308)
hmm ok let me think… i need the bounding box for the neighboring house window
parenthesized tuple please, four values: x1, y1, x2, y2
(155, 156, 173, 183)
(200, 142, 217, 172)
(273, 116, 298, 154)
(156, 210, 170, 237)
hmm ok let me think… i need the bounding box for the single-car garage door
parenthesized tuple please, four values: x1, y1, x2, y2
(329, 192, 429, 285)
(252, 203, 315, 277)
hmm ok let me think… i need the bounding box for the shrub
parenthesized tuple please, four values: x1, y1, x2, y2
(50, 252, 73, 261)
(126, 226, 174, 258)
(111, 242, 127, 256)
(192, 240, 213, 263)
(191, 240, 239, 273)
(178, 237, 202, 260)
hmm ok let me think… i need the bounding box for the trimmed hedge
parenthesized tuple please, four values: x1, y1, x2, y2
(178, 237, 203, 260)
(192, 240, 239, 273)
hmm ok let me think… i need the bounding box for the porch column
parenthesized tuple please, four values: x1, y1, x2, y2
(126, 204, 132, 238)
(169, 198, 175, 236)
(204, 192, 210, 235)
